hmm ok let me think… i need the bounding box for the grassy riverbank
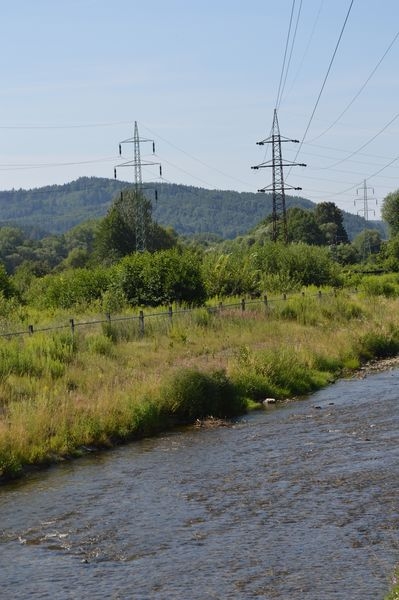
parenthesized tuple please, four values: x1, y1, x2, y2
(385, 573, 399, 600)
(1, 289, 399, 481)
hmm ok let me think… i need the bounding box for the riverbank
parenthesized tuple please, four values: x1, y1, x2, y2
(2, 290, 399, 483)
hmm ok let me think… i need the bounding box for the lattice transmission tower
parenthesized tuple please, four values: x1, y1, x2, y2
(114, 121, 162, 252)
(252, 109, 306, 242)
(355, 179, 377, 259)
(355, 179, 376, 223)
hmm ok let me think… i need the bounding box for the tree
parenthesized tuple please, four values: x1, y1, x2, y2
(314, 202, 349, 244)
(0, 261, 14, 297)
(332, 243, 359, 265)
(352, 229, 382, 259)
(286, 207, 324, 245)
(94, 188, 176, 263)
(381, 190, 399, 237)
(64, 220, 98, 254)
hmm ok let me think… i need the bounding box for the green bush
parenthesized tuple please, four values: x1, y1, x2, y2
(357, 330, 399, 361)
(231, 369, 284, 401)
(361, 274, 399, 298)
(113, 248, 206, 307)
(232, 346, 331, 400)
(26, 268, 111, 309)
(161, 368, 246, 420)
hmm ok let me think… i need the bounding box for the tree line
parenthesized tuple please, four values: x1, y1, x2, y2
(0, 187, 398, 312)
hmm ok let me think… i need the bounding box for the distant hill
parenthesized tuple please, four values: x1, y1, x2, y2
(0, 176, 387, 241)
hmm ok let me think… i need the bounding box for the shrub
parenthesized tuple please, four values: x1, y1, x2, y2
(85, 334, 115, 357)
(356, 331, 399, 361)
(161, 368, 246, 420)
(113, 249, 206, 307)
(26, 268, 111, 309)
(231, 346, 331, 400)
(361, 275, 399, 298)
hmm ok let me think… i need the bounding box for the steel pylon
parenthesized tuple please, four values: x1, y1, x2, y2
(252, 109, 306, 242)
(114, 121, 162, 252)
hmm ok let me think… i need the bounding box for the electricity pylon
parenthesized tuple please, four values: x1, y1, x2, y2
(355, 180, 376, 222)
(114, 121, 162, 252)
(252, 109, 306, 242)
(355, 179, 377, 260)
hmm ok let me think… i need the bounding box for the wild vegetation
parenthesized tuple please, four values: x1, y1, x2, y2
(2, 285, 399, 481)
(1, 185, 399, 483)
(0, 176, 385, 242)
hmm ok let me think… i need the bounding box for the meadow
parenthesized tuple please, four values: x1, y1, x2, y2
(1, 287, 399, 482)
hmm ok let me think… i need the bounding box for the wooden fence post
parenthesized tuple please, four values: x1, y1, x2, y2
(139, 310, 145, 337)
(241, 298, 245, 312)
(69, 318, 75, 336)
(28, 325, 34, 335)
(263, 294, 268, 309)
(168, 305, 173, 326)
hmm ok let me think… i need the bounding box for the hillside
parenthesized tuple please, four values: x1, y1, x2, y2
(0, 176, 387, 240)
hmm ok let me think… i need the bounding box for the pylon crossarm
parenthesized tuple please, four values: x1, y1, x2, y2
(115, 160, 161, 168)
(257, 136, 299, 145)
(251, 160, 273, 169)
(258, 185, 302, 193)
(252, 161, 306, 169)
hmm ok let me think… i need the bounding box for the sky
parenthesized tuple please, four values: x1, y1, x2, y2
(1, 0, 399, 219)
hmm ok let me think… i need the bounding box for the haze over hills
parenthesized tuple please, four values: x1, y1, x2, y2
(0, 177, 387, 241)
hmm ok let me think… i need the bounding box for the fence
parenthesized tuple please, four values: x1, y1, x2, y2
(0, 290, 336, 340)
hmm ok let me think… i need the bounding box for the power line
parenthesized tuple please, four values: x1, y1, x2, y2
(303, 141, 399, 163)
(0, 120, 133, 130)
(277, 0, 303, 110)
(319, 110, 399, 170)
(308, 29, 399, 142)
(158, 156, 223, 189)
(140, 123, 253, 188)
(315, 152, 399, 200)
(275, 0, 297, 110)
(287, 0, 354, 178)
(285, 0, 325, 98)
(0, 157, 117, 171)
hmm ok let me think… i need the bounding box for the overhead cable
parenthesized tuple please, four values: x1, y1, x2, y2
(286, 0, 355, 177)
(277, 0, 303, 110)
(309, 28, 399, 142)
(319, 110, 399, 170)
(275, 0, 297, 110)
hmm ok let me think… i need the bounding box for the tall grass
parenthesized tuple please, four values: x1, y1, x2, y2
(1, 290, 399, 481)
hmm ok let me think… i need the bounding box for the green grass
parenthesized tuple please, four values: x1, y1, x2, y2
(385, 572, 399, 600)
(1, 289, 399, 481)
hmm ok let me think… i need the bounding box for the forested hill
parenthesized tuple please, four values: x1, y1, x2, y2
(0, 176, 386, 240)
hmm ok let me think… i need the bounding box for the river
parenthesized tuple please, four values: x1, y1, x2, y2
(0, 368, 398, 599)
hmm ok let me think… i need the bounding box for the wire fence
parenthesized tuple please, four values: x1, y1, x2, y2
(0, 290, 337, 340)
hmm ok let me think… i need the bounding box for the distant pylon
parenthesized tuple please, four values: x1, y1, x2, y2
(252, 109, 306, 242)
(114, 121, 162, 252)
(355, 180, 376, 223)
(355, 179, 377, 259)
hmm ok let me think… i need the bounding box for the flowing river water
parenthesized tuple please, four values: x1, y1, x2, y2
(0, 368, 398, 599)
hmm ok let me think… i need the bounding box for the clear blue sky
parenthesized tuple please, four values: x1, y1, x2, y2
(1, 0, 398, 219)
